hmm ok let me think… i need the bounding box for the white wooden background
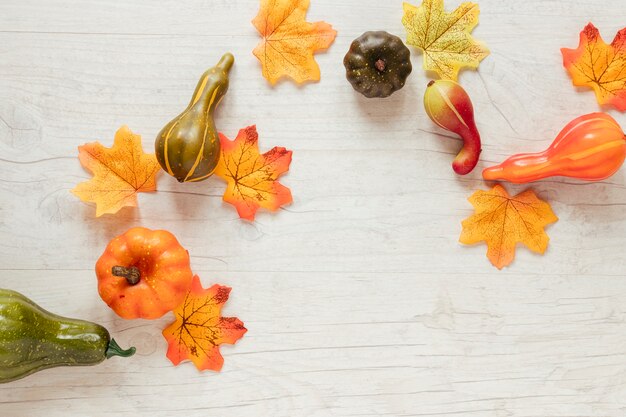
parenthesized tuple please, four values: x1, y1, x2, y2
(1, 1, 626, 416)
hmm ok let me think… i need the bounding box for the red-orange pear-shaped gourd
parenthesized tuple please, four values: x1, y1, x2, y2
(483, 113, 626, 183)
(423, 80, 482, 175)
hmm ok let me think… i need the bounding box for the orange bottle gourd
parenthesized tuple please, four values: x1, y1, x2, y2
(96, 227, 193, 320)
(483, 113, 626, 183)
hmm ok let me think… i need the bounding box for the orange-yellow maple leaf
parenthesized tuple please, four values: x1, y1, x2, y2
(214, 126, 293, 221)
(459, 185, 558, 269)
(561, 23, 626, 111)
(252, 0, 337, 85)
(71, 126, 160, 216)
(162, 275, 246, 372)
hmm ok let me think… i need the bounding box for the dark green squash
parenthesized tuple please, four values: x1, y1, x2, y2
(0, 288, 135, 383)
(344, 31, 412, 98)
(155, 53, 234, 183)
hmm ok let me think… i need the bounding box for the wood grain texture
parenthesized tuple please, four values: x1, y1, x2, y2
(1, 0, 625, 416)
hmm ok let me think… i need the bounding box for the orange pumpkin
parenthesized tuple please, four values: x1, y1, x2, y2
(96, 227, 193, 319)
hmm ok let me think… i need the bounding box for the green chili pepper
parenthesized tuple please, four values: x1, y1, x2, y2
(0, 288, 135, 383)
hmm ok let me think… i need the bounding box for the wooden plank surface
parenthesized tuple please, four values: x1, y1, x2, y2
(1, 1, 625, 416)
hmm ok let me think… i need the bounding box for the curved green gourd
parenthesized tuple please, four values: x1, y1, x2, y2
(155, 53, 234, 183)
(0, 288, 135, 384)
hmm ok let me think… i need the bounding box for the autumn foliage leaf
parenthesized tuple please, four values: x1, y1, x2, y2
(561, 23, 626, 111)
(214, 126, 293, 221)
(72, 126, 160, 216)
(252, 0, 337, 84)
(459, 185, 558, 269)
(402, 0, 489, 80)
(162, 275, 246, 372)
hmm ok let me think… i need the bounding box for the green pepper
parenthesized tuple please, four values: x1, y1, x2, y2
(0, 288, 135, 383)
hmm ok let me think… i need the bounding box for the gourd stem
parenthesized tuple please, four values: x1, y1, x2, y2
(106, 339, 136, 359)
(375, 59, 386, 72)
(111, 266, 141, 285)
(217, 53, 235, 73)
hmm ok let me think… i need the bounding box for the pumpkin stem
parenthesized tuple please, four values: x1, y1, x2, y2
(112, 266, 141, 285)
(374, 59, 386, 72)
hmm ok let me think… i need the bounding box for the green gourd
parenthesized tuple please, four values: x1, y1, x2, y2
(155, 53, 234, 183)
(0, 288, 135, 383)
(343, 31, 412, 98)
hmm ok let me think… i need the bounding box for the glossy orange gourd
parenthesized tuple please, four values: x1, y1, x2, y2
(96, 227, 193, 319)
(483, 113, 626, 183)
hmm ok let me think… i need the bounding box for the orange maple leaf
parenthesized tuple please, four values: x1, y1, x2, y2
(71, 126, 160, 216)
(162, 275, 246, 372)
(252, 0, 337, 84)
(214, 126, 293, 221)
(561, 23, 626, 111)
(459, 185, 558, 269)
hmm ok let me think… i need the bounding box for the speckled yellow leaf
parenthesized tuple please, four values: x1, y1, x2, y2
(72, 126, 160, 216)
(402, 0, 489, 80)
(252, 0, 337, 85)
(460, 185, 558, 269)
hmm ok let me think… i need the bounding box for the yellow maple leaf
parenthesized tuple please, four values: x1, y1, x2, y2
(252, 0, 337, 85)
(459, 185, 558, 269)
(402, 0, 489, 80)
(214, 126, 292, 221)
(72, 126, 161, 216)
(561, 23, 626, 111)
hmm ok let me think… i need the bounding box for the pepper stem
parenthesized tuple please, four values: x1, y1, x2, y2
(106, 338, 136, 359)
(112, 266, 141, 285)
(375, 59, 386, 72)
